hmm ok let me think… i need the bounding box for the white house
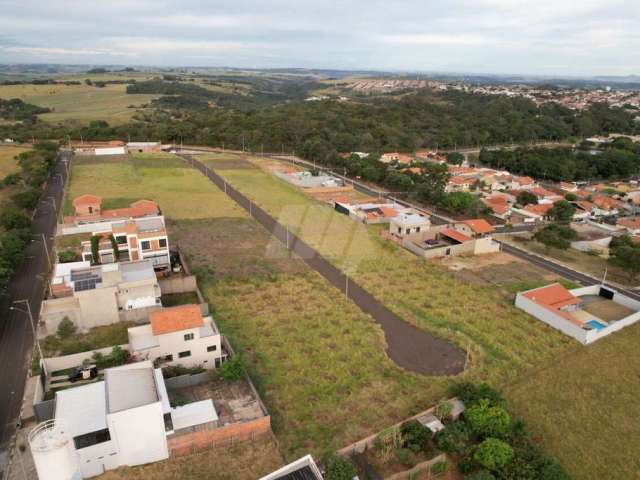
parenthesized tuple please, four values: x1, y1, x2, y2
(260, 455, 323, 480)
(29, 361, 218, 479)
(389, 211, 431, 238)
(128, 304, 225, 369)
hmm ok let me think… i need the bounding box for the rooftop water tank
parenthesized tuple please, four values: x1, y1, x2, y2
(28, 420, 82, 480)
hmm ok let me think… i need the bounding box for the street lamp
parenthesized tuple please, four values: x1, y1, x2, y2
(32, 233, 51, 265)
(10, 300, 45, 374)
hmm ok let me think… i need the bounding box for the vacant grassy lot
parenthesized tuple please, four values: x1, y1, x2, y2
(63, 153, 452, 458)
(41, 322, 133, 357)
(199, 153, 573, 379)
(0, 83, 157, 124)
(505, 323, 640, 480)
(65, 154, 243, 219)
(100, 437, 283, 480)
(0, 145, 28, 177)
(508, 235, 633, 287)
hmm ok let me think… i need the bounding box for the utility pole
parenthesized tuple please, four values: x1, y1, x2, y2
(34, 233, 50, 266)
(11, 300, 45, 374)
(242, 134, 245, 152)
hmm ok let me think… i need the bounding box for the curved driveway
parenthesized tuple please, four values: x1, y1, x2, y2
(181, 154, 466, 377)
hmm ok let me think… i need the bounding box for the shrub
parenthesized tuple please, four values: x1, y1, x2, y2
(435, 422, 471, 454)
(465, 399, 512, 439)
(11, 189, 40, 210)
(0, 208, 31, 230)
(170, 394, 190, 407)
(91, 346, 128, 369)
(473, 438, 514, 471)
(431, 460, 447, 475)
(465, 470, 496, 480)
(323, 455, 357, 480)
(401, 420, 431, 453)
(162, 364, 205, 378)
(449, 382, 505, 408)
(374, 425, 404, 463)
(434, 400, 453, 421)
(56, 317, 77, 339)
(58, 249, 78, 263)
(217, 355, 245, 381)
(2, 173, 19, 186)
(395, 448, 415, 466)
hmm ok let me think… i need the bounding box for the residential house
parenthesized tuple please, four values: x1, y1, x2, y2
(63, 195, 161, 230)
(513, 203, 554, 222)
(389, 211, 431, 238)
(453, 218, 495, 238)
(379, 152, 400, 164)
(334, 201, 401, 224)
(29, 361, 218, 479)
(559, 181, 578, 193)
(445, 175, 473, 193)
(41, 260, 162, 333)
(515, 283, 640, 345)
(128, 304, 226, 369)
(572, 200, 596, 220)
(591, 195, 623, 217)
(482, 195, 512, 219)
(617, 216, 640, 235)
(80, 216, 170, 270)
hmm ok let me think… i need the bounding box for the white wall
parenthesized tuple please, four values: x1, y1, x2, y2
(515, 293, 588, 344)
(107, 401, 168, 467)
(77, 439, 119, 478)
(43, 345, 129, 373)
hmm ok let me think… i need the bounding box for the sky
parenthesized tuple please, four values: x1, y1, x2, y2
(0, 0, 638, 77)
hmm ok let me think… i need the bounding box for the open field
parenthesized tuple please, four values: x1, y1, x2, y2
(505, 323, 640, 480)
(0, 83, 158, 124)
(508, 236, 633, 287)
(100, 436, 283, 480)
(0, 145, 28, 177)
(63, 153, 452, 458)
(198, 153, 574, 379)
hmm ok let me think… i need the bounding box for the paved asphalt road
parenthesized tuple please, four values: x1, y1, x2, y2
(0, 151, 69, 475)
(499, 241, 640, 302)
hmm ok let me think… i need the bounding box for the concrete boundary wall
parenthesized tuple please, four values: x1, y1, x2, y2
(514, 294, 588, 344)
(164, 371, 211, 390)
(43, 344, 129, 373)
(159, 275, 198, 295)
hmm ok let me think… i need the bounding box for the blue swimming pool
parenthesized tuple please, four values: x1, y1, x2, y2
(586, 320, 606, 331)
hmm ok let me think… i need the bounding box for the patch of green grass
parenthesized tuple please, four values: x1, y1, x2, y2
(42, 322, 134, 357)
(0, 145, 28, 177)
(161, 291, 200, 307)
(101, 197, 139, 209)
(199, 153, 573, 379)
(0, 83, 158, 125)
(505, 324, 640, 480)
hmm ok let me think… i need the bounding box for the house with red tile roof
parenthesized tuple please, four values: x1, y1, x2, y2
(515, 283, 640, 345)
(454, 219, 495, 237)
(617, 216, 640, 235)
(445, 175, 473, 193)
(128, 304, 226, 368)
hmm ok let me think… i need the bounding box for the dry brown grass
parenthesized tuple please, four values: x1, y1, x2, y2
(99, 436, 284, 480)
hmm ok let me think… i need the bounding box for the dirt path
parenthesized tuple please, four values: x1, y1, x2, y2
(181, 154, 466, 376)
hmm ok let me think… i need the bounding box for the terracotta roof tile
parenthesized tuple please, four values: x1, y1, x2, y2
(150, 304, 203, 336)
(440, 228, 472, 243)
(73, 194, 102, 206)
(462, 219, 495, 234)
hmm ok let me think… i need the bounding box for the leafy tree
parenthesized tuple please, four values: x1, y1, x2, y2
(449, 382, 505, 408)
(400, 420, 431, 453)
(446, 152, 465, 165)
(465, 399, 512, 438)
(534, 224, 577, 251)
(56, 317, 77, 339)
(548, 200, 576, 223)
(464, 471, 496, 480)
(11, 189, 40, 210)
(414, 163, 450, 203)
(473, 438, 514, 471)
(0, 208, 31, 230)
(609, 243, 640, 283)
(435, 400, 453, 421)
(435, 422, 472, 454)
(323, 455, 357, 480)
(564, 192, 577, 201)
(58, 249, 78, 263)
(516, 191, 538, 206)
(443, 192, 489, 216)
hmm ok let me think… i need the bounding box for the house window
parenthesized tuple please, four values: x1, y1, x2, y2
(416, 227, 421, 233)
(164, 354, 173, 361)
(184, 333, 194, 341)
(178, 350, 191, 358)
(207, 345, 217, 352)
(397, 227, 401, 234)
(116, 236, 127, 245)
(141, 240, 151, 250)
(159, 238, 167, 248)
(406, 228, 410, 234)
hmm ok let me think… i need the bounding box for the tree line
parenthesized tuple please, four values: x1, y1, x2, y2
(0, 142, 58, 292)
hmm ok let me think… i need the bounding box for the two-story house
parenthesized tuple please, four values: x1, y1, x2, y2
(128, 304, 226, 369)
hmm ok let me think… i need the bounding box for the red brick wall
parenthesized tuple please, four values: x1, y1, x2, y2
(168, 416, 271, 456)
